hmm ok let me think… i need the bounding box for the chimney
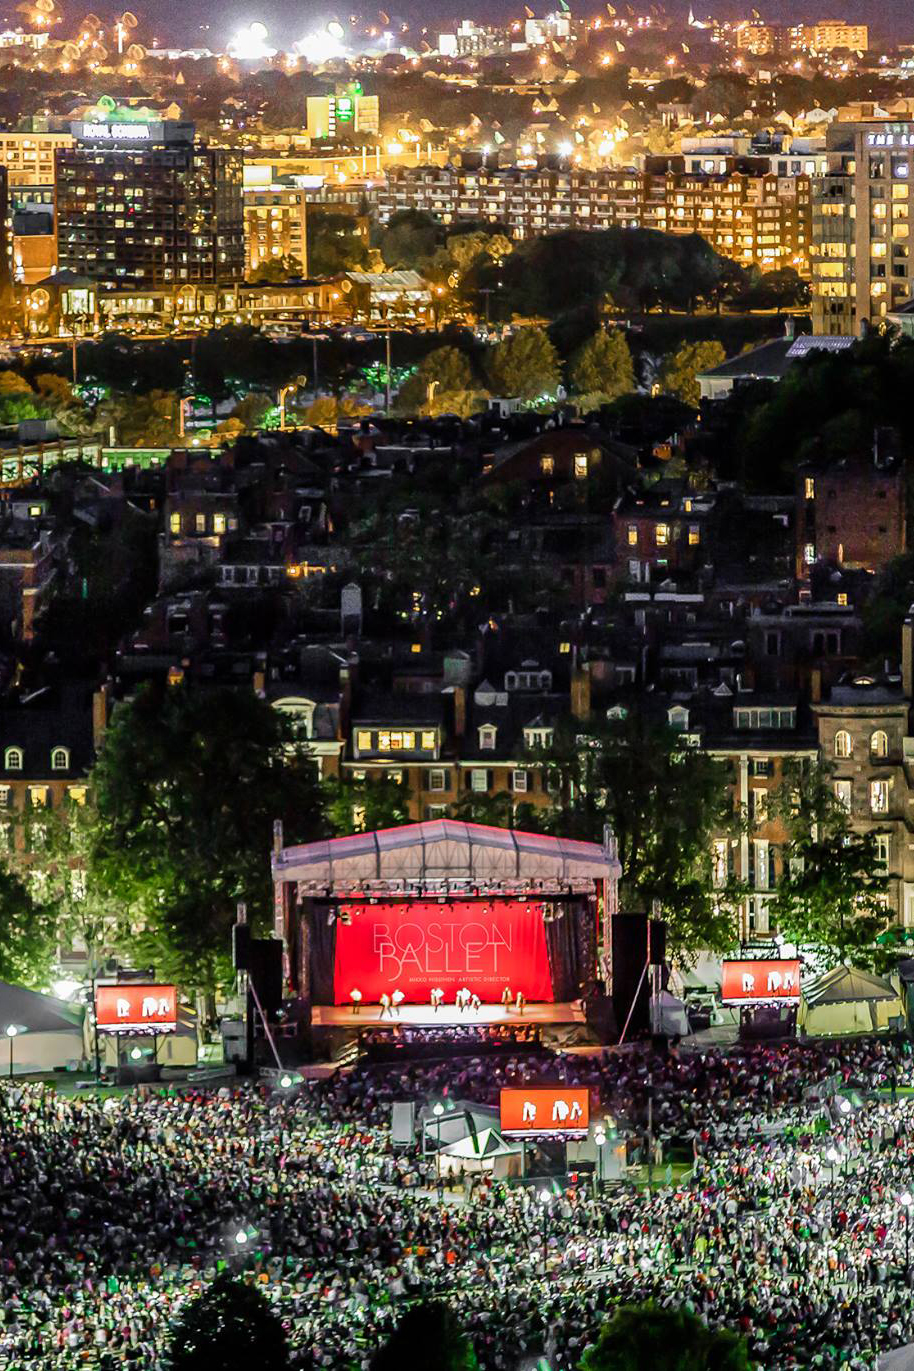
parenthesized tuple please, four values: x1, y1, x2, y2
(453, 684, 466, 738)
(571, 662, 591, 720)
(903, 607, 914, 700)
(92, 682, 110, 752)
(810, 666, 822, 704)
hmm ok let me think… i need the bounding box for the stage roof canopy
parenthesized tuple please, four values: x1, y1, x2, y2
(273, 818, 620, 896)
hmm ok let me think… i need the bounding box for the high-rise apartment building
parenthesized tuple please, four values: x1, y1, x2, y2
(811, 121, 914, 336)
(305, 94, 379, 142)
(378, 162, 812, 275)
(243, 182, 308, 276)
(55, 120, 244, 286)
(792, 20, 868, 52)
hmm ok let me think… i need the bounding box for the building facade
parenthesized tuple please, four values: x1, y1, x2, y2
(56, 120, 244, 286)
(377, 162, 812, 275)
(812, 119, 914, 336)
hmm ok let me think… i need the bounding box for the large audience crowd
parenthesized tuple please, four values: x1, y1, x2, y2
(2, 1035, 914, 1369)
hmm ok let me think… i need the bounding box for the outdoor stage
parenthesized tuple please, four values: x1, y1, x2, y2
(311, 1001, 586, 1029)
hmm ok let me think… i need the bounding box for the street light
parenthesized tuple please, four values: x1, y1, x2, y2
(900, 1191, 913, 1282)
(594, 1125, 607, 1191)
(433, 1101, 445, 1197)
(278, 375, 307, 431)
(826, 1145, 840, 1228)
(538, 1188, 551, 1273)
(234, 1229, 249, 1246)
(5, 1024, 18, 1079)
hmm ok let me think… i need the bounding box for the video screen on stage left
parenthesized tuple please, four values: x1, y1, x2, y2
(95, 984, 178, 1034)
(333, 899, 553, 1004)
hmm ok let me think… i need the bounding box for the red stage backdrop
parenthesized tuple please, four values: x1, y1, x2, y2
(333, 899, 553, 1004)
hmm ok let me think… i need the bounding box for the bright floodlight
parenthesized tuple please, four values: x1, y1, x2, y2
(558, 141, 573, 156)
(234, 1229, 248, 1245)
(538, 1188, 551, 1205)
(280, 1073, 293, 1089)
(826, 1146, 840, 1163)
(594, 1128, 607, 1146)
(5, 1025, 17, 1038)
(902, 1191, 914, 1207)
(130, 1047, 142, 1061)
(432, 1101, 445, 1117)
(227, 22, 276, 59)
(294, 27, 345, 61)
(326, 19, 344, 39)
(838, 1097, 851, 1113)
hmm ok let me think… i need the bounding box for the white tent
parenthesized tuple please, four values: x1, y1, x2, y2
(438, 1127, 522, 1176)
(878, 1345, 914, 1371)
(799, 967, 905, 1037)
(0, 981, 85, 1074)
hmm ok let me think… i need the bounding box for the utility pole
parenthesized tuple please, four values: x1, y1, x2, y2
(385, 324, 392, 415)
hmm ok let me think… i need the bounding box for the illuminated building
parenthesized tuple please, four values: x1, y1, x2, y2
(791, 20, 868, 52)
(378, 162, 812, 275)
(55, 118, 244, 286)
(243, 182, 308, 276)
(811, 120, 914, 336)
(305, 93, 380, 142)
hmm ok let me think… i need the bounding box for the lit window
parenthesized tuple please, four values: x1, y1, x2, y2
(512, 769, 529, 793)
(540, 455, 554, 475)
(4, 747, 22, 771)
(804, 543, 816, 565)
(28, 785, 48, 808)
(834, 730, 852, 758)
(420, 731, 436, 750)
(834, 779, 852, 811)
(655, 523, 669, 546)
(51, 747, 69, 771)
(213, 513, 226, 534)
(688, 525, 700, 546)
(67, 785, 88, 806)
(871, 779, 890, 814)
(195, 513, 206, 533)
(871, 730, 889, 759)
(356, 730, 372, 751)
(837, 593, 848, 606)
(804, 476, 815, 499)
(169, 512, 181, 534)
(627, 524, 638, 546)
(573, 454, 588, 479)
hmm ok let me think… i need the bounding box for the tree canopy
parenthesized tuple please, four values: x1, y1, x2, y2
(396, 345, 477, 415)
(769, 761, 891, 969)
(165, 1271, 289, 1371)
(660, 340, 726, 408)
(486, 327, 561, 401)
(581, 1303, 751, 1371)
(89, 682, 324, 997)
(569, 329, 635, 401)
(533, 708, 743, 957)
(370, 1302, 478, 1371)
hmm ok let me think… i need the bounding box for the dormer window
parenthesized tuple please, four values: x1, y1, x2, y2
(667, 706, 689, 732)
(478, 725, 497, 751)
(524, 727, 554, 749)
(51, 747, 70, 772)
(4, 747, 22, 771)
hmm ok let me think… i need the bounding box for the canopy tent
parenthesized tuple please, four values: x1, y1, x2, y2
(273, 818, 620, 894)
(438, 1126, 523, 1177)
(93, 999, 199, 1069)
(0, 981, 84, 1073)
(878, 1346, 914, 1371)
(799, 966, 905, 1037)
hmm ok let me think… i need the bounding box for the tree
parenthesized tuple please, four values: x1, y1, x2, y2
(0, 866, 46, 989)
(166, 1271, 289, 1371)
(486, 327, 561, 402)
(861, 552, 914, 660)
(569, 330, 635, 401)
(370, 1302, 478, 1371)
(89, 683, 325, 1001)
(535, 710, 744, 956)
(769, 760, 891, 968)
(307, 212, 369, 276)
(580, 1303, 750, 1371)
(249, 254, 303, 284)
(396, 345, 476, 415)
(378, 209, 440, 269)
(660, 340, 726, 408)
(322, 774, 411, 834)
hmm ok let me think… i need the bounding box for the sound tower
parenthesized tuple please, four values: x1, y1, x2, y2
(610, 915, 667, 1039)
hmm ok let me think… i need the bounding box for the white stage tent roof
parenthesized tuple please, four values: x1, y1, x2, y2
(274, 819, 620, 896)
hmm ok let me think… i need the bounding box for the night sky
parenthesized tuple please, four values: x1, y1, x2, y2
(66, 0, 912, 53)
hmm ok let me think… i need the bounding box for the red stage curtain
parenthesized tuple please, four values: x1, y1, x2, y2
(332, 899, 554, 1004)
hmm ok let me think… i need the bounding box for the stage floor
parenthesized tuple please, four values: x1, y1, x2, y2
(312, 1001, 585, 1028)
